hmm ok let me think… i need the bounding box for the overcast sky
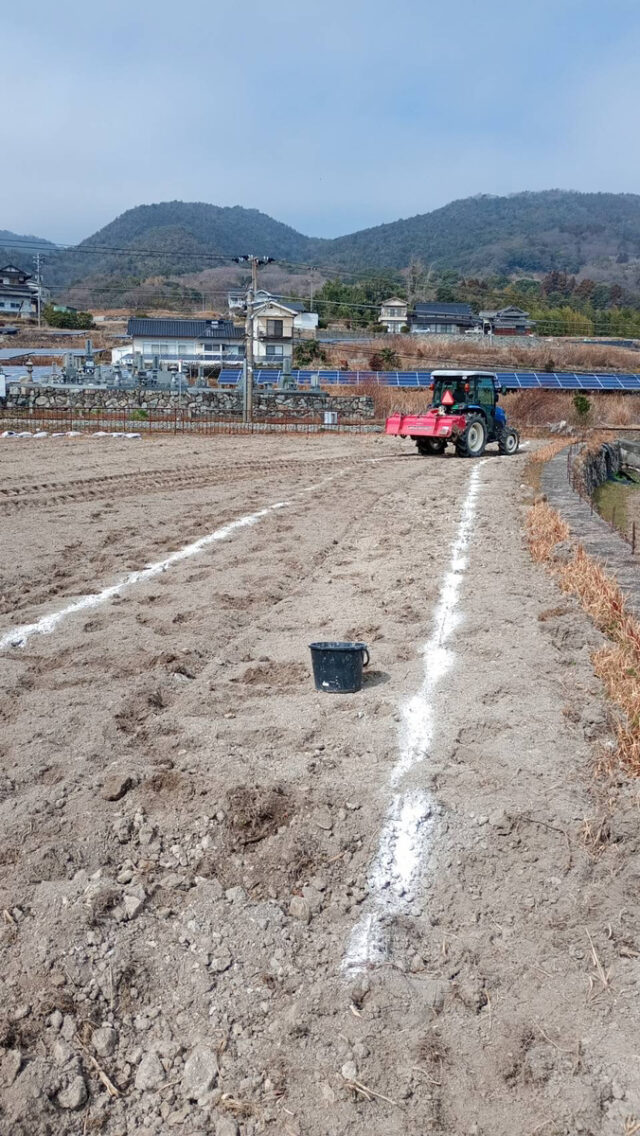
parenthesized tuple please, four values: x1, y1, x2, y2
(3, 0, 640, 242)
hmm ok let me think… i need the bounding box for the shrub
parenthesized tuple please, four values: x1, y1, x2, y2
(293, 340, 328, 367)
(43, 304, 93, 330)
(573, 393, 592, 420)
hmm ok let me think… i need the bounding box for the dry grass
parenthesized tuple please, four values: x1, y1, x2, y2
(528, 440, 573, 467)
(324, 335, 640, 375)
(527, 502, 570, 562)
(524, 441, 573, 493)
(527, 505, 640, 775)
(331, 379, 640, 431)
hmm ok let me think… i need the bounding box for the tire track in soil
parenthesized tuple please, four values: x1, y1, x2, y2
(0, 453, 396, 512)
(0, 457, 385, 650)
(0, 453, 393, 621)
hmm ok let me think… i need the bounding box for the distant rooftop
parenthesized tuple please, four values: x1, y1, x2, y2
(127, 317, 243, 340)
(413, 302, 474, 317)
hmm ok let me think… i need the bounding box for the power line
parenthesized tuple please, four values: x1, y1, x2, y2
(0, 237, 402, 282)
(4, 238, 638, 334)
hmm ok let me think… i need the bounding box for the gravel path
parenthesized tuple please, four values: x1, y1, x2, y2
(0, 434, 638, 1135)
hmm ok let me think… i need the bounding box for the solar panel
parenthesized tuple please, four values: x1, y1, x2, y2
(597, 377, 622, 389)
(212, 368, 640, 393)
(553, 374, 581, 388)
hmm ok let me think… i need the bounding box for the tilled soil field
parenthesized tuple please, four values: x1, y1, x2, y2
(1, 433, 639, 1136)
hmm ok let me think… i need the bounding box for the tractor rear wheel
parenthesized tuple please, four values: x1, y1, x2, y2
(415, 437, 446, 455)
(498, 426, 519, 455)
(455, 415, 487, 458)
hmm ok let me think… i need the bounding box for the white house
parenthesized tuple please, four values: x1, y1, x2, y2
(251, 299, 297, 361)
(379, 297, 408, 334)
(117, 317, 245, 366)
(228, 289, 318, 339)
(0, 265, 39, 319)
(292, 309, 319, 336)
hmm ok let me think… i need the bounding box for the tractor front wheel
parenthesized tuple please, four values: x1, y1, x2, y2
(415, 437, 446, 456)
(455, 415, 487, 458)
(498, 426, 520, 455)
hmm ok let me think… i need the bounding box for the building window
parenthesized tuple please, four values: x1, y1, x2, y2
(266, 344, 283, 356)
(178, 343, 188, 354)
(266, 319, 283, 337)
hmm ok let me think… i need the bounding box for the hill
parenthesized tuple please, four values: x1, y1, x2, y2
(319, 190, 640, 275)
(47, 202, 316, 290)
(20, 190, 640, 300)
(0, 230, 57, 275)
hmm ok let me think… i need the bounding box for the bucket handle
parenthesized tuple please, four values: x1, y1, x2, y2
(361, 646, 370, 667)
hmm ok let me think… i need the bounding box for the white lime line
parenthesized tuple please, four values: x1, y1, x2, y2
(343, 463, 484, 972)
(0, 501, 289, 651)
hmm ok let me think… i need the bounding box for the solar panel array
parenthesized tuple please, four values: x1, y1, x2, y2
(496, 372, 640, 391)
(217, 369, 640, 391)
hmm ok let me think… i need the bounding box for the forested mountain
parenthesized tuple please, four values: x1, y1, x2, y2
(320, 191, 640, 275)
(44, 202, 314, 289)
(7, 191, 640, 297)
(0, 230, 56, 275)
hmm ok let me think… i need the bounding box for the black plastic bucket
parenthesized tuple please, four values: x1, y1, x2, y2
(309, 641, 370, 693)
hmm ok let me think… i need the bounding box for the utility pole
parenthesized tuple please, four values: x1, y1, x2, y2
(233, 254, 274, 423)
(34, 253, 43, 328)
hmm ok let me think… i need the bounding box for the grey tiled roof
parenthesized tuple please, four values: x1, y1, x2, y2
(413, 303, 474, 317)
(128, 318, 243, 340)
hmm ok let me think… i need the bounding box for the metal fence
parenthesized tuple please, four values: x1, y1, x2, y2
(0, 407, 383, 436)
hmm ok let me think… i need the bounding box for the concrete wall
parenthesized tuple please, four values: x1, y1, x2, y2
(4, 384, 376, 421)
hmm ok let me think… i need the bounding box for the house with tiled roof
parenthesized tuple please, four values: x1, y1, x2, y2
(478, 305, 534, 336)
(410, 302, 477, 334)
(0, 265, 39, 319)
(123, 317, 245, 366)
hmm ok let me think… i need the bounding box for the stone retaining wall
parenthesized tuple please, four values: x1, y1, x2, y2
(542, 445, 640, 618)
(578, 442, 622, 495)
(4, 386, 376, 421)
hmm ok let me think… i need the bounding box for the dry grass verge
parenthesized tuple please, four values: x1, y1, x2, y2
(324, 335, 640, 375)
(527, 500, 640, 775)
(329, 381, 640, 431)
(524, 440, 573, 493)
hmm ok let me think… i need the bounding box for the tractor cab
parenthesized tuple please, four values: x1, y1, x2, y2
(430, 372, 500, 418)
